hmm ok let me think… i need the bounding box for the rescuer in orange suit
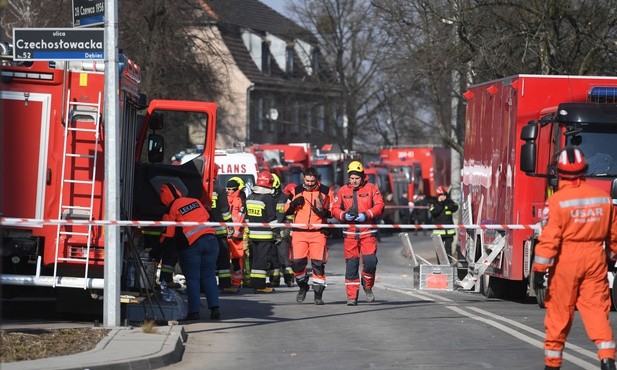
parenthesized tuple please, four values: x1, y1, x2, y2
(331, 161, 384, 306)
(159, 183, 220, 321)
(226, 177, 246, 293)
(284, 167, 332, 305)
(532, 147, 617, 370)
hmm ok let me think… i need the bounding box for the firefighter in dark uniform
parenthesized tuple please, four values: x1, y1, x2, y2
(429, 186, 459, 260)
(271, 173, 295, 287)
(245, 171, 279, 293)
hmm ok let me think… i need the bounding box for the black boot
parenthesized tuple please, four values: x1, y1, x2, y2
(296, 281, 310, 303)
(314, 284, 325, 305)
(601, 358, 616, 370)
(544, 366, 559, 370)
(284, 274, 295, 287)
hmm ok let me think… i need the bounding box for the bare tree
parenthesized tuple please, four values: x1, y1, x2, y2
(288, 0, 391, 152)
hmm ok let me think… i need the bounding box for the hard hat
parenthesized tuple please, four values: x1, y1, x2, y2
(347, 161, 364, 175)
(160, 183, 181, 206)
(436, 186, 448, 196)
(555, 147, 587, 179)
(226, 176, 245, 191)
(271, 173, 281, 189)
(256, 170, 274, 188)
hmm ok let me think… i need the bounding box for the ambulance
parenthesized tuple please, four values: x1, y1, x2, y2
(213, 149, 260, 195)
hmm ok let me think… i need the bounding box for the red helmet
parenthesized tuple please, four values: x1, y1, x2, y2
(436, 186, 448, 196)
(556, 147, 587, 179)
(256, 170, 274, 188)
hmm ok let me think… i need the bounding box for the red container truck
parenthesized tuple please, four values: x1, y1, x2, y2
(460, 75, 617, 306)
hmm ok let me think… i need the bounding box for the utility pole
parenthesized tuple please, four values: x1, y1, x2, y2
(103, 0, 121, 328)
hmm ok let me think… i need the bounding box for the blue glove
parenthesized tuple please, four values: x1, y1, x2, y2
(344, 212, 356, 222)
(354, 213, 366, 222)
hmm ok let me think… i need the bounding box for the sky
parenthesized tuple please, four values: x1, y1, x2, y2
(259, 0, 290, 15)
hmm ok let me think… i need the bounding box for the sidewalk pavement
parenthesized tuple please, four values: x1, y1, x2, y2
(1, 324, 186, 370)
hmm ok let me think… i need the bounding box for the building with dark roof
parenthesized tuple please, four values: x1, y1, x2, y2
(192, 0, 342, 148)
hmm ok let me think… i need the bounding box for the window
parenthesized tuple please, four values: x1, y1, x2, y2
(286, 47, 294, 74)
(316, 104, 325, 132)
(257, 98, 264, 131)
(305, 107, 312, 134)
(268, 99, 276, 132)
(261, 40, 271, 75)
(292, 101, 300, 134)
(311, 48, 320, 74)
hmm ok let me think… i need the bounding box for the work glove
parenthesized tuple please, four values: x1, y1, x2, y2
(344, 212, 356, 222)
(289, 196, 305, 209)
(311, 204, 331, 219)
(354, 213, 367, 222)
(532, 269, 548, 291)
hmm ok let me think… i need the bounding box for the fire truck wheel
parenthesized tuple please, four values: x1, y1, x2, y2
(480, 275, 505, 299)
(535, 287, 546, 308)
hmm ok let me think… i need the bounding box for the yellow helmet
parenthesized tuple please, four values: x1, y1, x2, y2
(347, 161, 364, 174)
(271, 173, 281, 189)
(227, 176, 245, 191)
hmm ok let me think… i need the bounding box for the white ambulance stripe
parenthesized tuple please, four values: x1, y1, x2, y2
(559, 197, 610, 208)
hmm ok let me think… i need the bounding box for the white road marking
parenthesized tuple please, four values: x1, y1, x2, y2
(385, 285, 597, 369)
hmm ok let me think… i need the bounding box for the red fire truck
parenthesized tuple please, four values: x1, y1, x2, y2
(250, 143, 312, 186)
(379, 146, 449, 197)
(460, 75, 617, 305)
(0, 52, 218, 303)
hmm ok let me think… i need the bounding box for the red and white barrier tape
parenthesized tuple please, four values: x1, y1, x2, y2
(0, 217, 541, 230)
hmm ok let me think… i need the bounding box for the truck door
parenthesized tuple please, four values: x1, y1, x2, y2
(133, 100, 217, 220)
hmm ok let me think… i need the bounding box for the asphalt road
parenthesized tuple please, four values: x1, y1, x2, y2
(161, 232, 616, 370)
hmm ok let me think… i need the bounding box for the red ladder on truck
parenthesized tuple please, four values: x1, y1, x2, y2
(53, 90, 102, 288)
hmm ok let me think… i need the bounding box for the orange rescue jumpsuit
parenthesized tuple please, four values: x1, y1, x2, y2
(331, 181, 384, 300)
(227, 188, 246, 288)
(285, 183, 332, 294)
(533, 178, 617, 368)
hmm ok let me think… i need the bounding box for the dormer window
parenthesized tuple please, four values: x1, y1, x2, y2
(286, 46, 294, 74)
(262, 39, 271, 75)
(312, 48, 320, 74)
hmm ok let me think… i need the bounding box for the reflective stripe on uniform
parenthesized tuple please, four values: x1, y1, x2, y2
(534, 256, 554, 265)
(250, 269, 268, 279)
(313, 277, 326, 285)
(597, 341, 616, 350)
(433, 229, 456, 235)
(559, 197, 610, 208)
(545, 349, 562, 359)
(248, 230, 275, 240)
(185, 225, 210, 239)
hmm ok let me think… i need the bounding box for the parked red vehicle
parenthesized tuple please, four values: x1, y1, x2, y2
(1, 52, 218, 308)
(460, 74, 617, 306)
(379, 146, 450, 197)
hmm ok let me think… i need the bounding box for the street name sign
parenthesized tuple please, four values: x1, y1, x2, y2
(73, 0, 105, 27)
(13, 28, 104, 61)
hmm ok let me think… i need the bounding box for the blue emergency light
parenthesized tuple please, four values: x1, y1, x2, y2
(588, 87, 617, 103)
